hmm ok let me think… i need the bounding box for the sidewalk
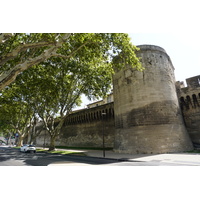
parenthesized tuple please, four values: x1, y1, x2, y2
(85, 150, 200, 165)
(51, 148, 200, 165)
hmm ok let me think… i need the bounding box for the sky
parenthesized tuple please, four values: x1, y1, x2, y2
(129, 33, 200, 84)
(3, 0, 200, 109)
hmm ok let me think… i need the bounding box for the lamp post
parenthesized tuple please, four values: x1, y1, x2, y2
(102, 112, 106, 157)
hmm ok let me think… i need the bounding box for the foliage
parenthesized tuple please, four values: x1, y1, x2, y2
(0, 82, 35, 146)
(0, 33, 142, 149)
(0, 33, 141, 90)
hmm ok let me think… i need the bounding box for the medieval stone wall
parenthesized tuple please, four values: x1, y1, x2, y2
(36, 102, 115, 148)
(177, 75, 200, 144)
(113, 45, 193, 154)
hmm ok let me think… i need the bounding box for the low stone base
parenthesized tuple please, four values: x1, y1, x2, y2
(114, 124, 194, 154)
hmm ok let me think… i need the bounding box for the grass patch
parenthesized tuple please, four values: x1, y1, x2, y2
(36, 148, 47, 152)
(36, 148, 86, 156)
(50, 150, 85, 156)
(12, 147, 85, 156)
(55, 146, 113, 151)
(187, 149, 200, 153)
(13, 146, 20, 149)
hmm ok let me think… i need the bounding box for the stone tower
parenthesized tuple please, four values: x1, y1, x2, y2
(113, 45, 193, 154)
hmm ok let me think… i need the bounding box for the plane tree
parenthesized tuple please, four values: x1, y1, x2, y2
(0, 33, 71, 90)
(13, 58, 114, 150)
(0, 85, 35, 146)
(0, 33, 141, 91)
(0, 33, 142, 150)
(0, 105, 15, 144)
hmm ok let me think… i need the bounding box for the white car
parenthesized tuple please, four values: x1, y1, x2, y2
(20, 144, 36, 153)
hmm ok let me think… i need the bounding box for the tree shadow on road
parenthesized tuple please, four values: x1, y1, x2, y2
(0, 147, 127, 166)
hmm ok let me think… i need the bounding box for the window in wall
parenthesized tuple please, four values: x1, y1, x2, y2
(192, 94, 199, 108)
(198, 78, 200, 86)
(186, 95, 192, 109)
(96, 111, 99, 119)
(180, 97, 186, 110)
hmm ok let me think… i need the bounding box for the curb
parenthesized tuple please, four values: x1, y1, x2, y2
(35, 147, 144, 162)
(63, 153, 144, 163)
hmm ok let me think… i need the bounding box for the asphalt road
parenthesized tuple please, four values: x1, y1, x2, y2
(0, 146, 135, 166)
(1, 146, 197, 166)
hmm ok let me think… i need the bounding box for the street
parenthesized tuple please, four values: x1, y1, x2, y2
(0, 146, 133, 166)
(1, 146, 200, 166)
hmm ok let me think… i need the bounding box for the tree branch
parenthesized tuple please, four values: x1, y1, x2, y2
(0, 41, 56, 66)
(0, 33, 71, 90)
(53, 39, 91, 59)
(0, 33, 13, 43)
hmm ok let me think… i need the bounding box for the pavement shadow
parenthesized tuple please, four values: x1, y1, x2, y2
(24, 153, 128, 166)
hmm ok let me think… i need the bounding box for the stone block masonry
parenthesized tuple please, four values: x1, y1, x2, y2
(177, 76, 200, 144)
(113, 45, 193, 154)
(36, 102, 115, 148)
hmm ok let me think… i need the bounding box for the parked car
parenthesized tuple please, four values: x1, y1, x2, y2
(20, 144, 36, 153)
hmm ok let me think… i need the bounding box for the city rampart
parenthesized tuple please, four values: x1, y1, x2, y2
(177, 75, 200, 144)
(36, 102, 115, 148)
(113, 45, 193, 154)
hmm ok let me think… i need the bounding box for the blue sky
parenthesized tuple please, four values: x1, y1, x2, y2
(129, 33, 200, 83)
(4, 0, 200, 107)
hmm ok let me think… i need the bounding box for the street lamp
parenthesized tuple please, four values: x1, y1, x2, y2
(102, 112, 106, 157)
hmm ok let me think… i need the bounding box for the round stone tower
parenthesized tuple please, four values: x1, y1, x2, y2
(113, 45, 193, 154)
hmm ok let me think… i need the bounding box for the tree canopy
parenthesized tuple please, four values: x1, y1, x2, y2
(0, 33, 142, 149)
(0, 33, 141, 90)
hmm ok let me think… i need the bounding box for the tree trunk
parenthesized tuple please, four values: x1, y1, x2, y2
(17, 136, 23, 147)
(47, 117, 66, 151)
(48, 136, 56, 151)
(16, 131, 27, 147)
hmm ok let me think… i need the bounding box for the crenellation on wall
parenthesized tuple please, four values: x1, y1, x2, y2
(36, 102, 115, 148)
(64, 102, 114, 125)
